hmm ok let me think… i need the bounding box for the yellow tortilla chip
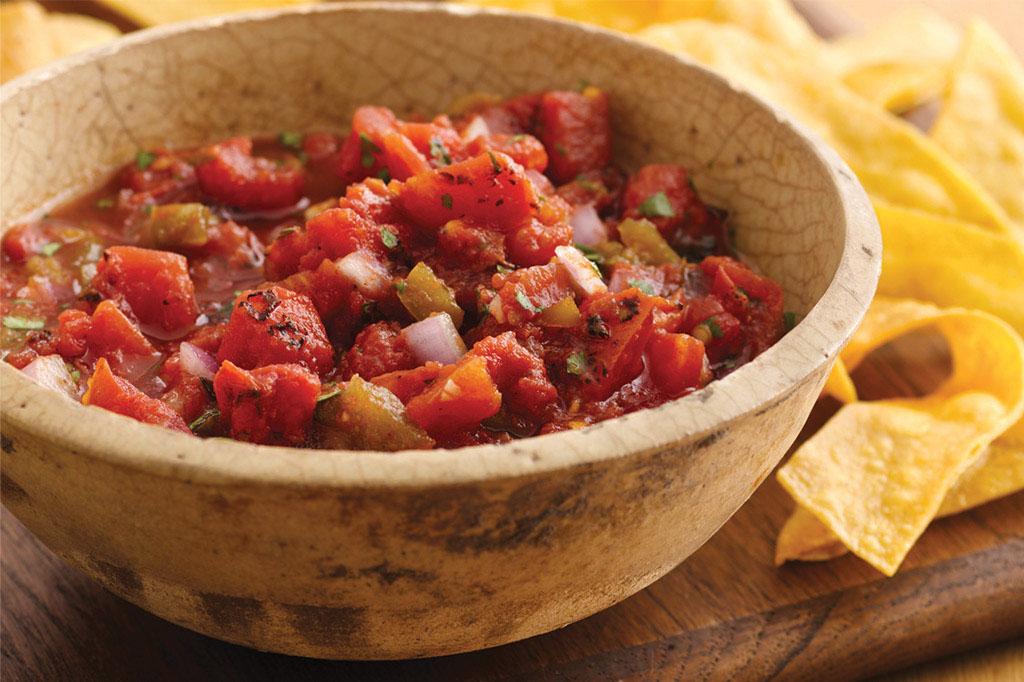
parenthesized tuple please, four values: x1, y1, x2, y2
(930, 20, 1024, 233)
(776, 298, 1024, 575)
(97, 0, 313, 27)
(47, 14, 121, 59)
(637, 20, 1014, 234)
(822, 360, 856, 404)
(827, 7, 961, 112)
(874, 199, 1024, 334)
(1, 1, 55, 83)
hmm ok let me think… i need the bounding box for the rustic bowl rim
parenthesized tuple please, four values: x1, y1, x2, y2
(0, 1, 881, 489)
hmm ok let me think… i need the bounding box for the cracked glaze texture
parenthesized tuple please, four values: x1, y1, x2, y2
(0, 3, 879, 659)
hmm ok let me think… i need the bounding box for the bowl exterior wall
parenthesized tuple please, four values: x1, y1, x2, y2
(1, 366, 821, 658)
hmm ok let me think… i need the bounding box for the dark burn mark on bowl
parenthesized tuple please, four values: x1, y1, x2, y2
(861, 244, 874, 258)
(696, 429, 725, 449)
(199, 592, 265, 634)
(1, 435, 15, 454)
(0, 473, 28, 504)
(698, 386, 715, 403)
(200, 492, 254, 515)
(283, 603, 366, 648)
(92, 559, 143, 600)
(318, 561, 437, 585)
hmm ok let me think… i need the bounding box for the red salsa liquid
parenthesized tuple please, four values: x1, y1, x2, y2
(1, 88, 789, 450)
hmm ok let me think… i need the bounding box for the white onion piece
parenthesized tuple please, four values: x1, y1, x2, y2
(488, 296, 506, 324)
(461, 115, 490, 143)
(21, 355, 76, 399)
(335, 251, 391, 299)
(401, 313, 467, 366)
(569, 203, 607, 247)
(554, 245, 607, 298)
(179, 342, 218, 381)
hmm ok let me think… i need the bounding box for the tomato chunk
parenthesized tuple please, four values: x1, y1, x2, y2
(214, 360, 320, 445)
(646, 331, 709, 397)
(218, 286, 334, 376)
(83, 357, 190, 433)
(579, 289, 660, 400)
(196, 137, 304, 210)
(93, 246, 198, 333)
(338, 321, 417, 380)
(537, 88, 612, 183)
(405, 356, 502, 437)
(398, 152, 536, 232)
(468, 332, 557, 419)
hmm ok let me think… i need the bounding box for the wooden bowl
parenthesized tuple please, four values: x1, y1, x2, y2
(0, 3, 880, 660)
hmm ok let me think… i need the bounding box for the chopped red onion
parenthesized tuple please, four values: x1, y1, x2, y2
(335, 252, 391, 299)
(401, 313, 467, 366)
(179, 342, 218, 381)
(21, 355, 76, 399)
(569, 203, 607, 247)
(461, 115, 490, 143)
(554, 245, 607, 298)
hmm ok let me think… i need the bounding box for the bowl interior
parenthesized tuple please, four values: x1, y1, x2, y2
(0, 3, 878, 484)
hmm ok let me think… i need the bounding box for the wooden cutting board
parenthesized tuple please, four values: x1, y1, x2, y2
(3, 2, 1024, 680)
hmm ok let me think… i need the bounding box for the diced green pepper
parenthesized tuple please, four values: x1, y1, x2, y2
(397, 262, 465, 327)
(315, 376, 434, 451)
(139, 203, 218, 249)
(617, 218, 681, 265)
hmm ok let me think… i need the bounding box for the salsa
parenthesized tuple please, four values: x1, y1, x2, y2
(1, 87, 789, 450)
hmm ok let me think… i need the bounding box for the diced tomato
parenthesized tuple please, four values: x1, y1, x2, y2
(405, 356, 502, 437)
(490, 262, 573, 326)
(83, 357, 190, 433)
(86, 300, 158, 374)
(217, 286, 334, 376)
(466, 93, 541, 135)
(159, 354, 212, 424)
(646, 330, 708, 397)
(213, 360, 320, 445)
(119, 150, 196, 208)
(196, 137, 304, 210)
(399, 117, 467, 166)
(506, 217, 573, 267)
(55, 309, 92, 358)
(537, 89, 612, 183)
(435, 219, 506, 270)
(371, 362, 444, 403)
(467, 132, 548, 172)
(2, 224, 47, 264)
(338, 321, 417, 380)
(276, 258, 362, 321)
(302, 132, 340, 161)
(199, 220, 264, 269)
(579, 289, 660, 400)
(468, 332, 557, 419)
(398, 152, 537, 232)
(265, 228, 310, 280)
(183, 322, 226, 355)
(335, 106, 400, 184)
(701, 256, 783, 357)
(621, 164, 715, 242)
(93, 246, 198, 333)
(298, 207, 384, 272)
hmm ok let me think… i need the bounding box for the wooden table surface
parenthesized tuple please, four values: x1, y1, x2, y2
(3, 2, 1023, 680)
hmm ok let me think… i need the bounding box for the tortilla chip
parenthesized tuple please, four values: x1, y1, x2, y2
(636, 20, 1014, 234)
(1, 1, 55, 83)
(874, 199, 1024, 335)
(822, 360, 857, 404)
(930, 20, 1024, 233)
(97, 0, 313, 27)
(827, 7, 961, 112)
(47, 14, 121, 59)
(776, 298, 1024, 575)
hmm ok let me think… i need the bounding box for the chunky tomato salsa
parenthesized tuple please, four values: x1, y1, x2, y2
(1, 87, 791, 450)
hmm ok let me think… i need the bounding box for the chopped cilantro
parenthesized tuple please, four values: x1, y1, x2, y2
(68, 366, 81, 382)
(3, 316, 44, 331)
(10, 298, 32, 306)
(135, 150, 156, 170)
(95, 197, 114, 209)
(706, 318, 724, 339)
(40, 242, 61, 257)
(278, 130, 303, 149)
(143, 204, 154, 217)
(566, 351, 588, 376)
(441, 193, 453, 209)
(394, 281, 408, 294)
(627, 278, 655, 295)
(784, 311, 798, 331)
(736, 286, 750, 299)
(487, 150, 501, 173)
(496, 263, 515, 275)
(510, 134, 526, 143)
(575, 243, 604, 266)
(278, 226, 300, 237)
(638, 191, 675, 218)
(554, 143, 568, 156)
(380, 227, 399, 249)
(359, 132, 380, 168)
(515, 288, 541, 313)
(361, 301, 377, 318)
(577, 79, 592, 92)
(377, 168, 392, 183)
(429, 137, 451, 166)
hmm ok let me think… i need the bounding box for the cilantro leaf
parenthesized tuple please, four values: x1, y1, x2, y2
(441, 193, 453, 209)
(359, 132, 380, 168)
(40, 242, 61, 257)
(566, 351, 588, 376)
(278, 131, 303, 150)
(3, 316, 45, 331)
(784, 311, 798, 331)
(638, 191, 675, 218)
(135, 150, 156, 170)
(429, 137, 451, 166)
(515, 288, 541, 313)
(627, 278, 655, 295)
(380, 227, 399, 249)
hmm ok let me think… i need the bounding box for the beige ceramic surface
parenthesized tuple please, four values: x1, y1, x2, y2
(0, 3, 880, 659)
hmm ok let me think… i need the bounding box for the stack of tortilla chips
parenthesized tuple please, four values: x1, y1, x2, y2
(474, 0, 1024, 576)
(3, 0, 1021, 576)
